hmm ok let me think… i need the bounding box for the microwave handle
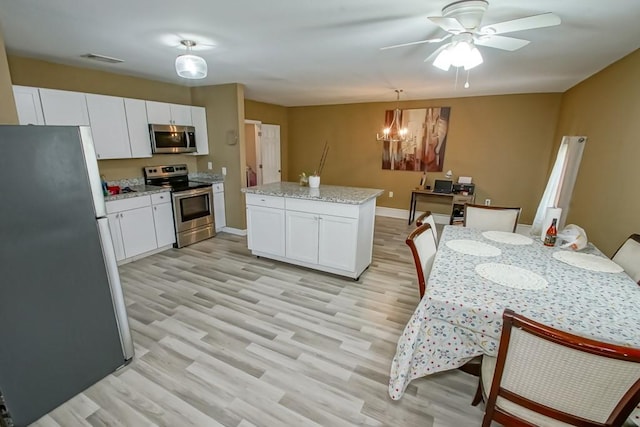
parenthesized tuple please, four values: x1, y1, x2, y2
(186, 130, 193, 149)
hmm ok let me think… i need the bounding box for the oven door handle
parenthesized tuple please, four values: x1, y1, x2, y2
(172, 187, 213, 201)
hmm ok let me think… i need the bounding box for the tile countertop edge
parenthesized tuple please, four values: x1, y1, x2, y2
(242, 182, 384, 205)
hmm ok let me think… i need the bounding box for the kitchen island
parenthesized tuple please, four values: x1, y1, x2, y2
(242, 182, 383, 279)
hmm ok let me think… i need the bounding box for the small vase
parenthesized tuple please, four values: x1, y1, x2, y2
(308, 175, 320, 188)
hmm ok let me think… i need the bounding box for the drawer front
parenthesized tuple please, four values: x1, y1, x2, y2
(285, 198, 359, 219)
(106, 195, 151, 214)
(151, 192, 171, 205)
(212, 183, 224, 193)
(245, 193, 285, 209)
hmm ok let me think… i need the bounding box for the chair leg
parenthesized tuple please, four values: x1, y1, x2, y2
(471, 377, 483, 406)
(458, 355, 482, 377)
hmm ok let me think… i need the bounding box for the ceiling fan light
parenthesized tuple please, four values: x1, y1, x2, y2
(433, 49, 452, 71)
(464, 46, 483, 70)
(175, 54, 208, 79)
(449, 41, 473, 67)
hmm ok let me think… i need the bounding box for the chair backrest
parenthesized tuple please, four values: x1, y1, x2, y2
(612, 234, 640, 284)
(482, 309, 640, 427)
(405, 223, 438, 299)
(464, 204, 521, 232)
(415, 211, 438, 243)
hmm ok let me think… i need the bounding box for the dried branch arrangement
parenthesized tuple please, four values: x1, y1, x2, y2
(315, 142, 329, 176)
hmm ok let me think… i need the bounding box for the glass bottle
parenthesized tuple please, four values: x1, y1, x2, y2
(544, 218, 558, 247)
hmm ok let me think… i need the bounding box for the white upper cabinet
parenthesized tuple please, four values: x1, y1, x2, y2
(190, 106, 209, 155)
(13, 85, 44, 125)
(86, 94, 131, 160)
(124, 98, 152, 158)
(145, 101, 192, 126)
(39, 88, 90, 126)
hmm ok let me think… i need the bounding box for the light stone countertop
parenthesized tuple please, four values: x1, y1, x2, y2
(242, 182, 383, 205)
(104, 185, 170, 202)
(189, 172, 224, 184)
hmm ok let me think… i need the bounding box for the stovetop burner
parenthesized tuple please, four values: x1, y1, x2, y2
(143, 164, 210, 192)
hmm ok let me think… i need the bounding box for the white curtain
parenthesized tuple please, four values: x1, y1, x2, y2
(531, 136, 587, 235)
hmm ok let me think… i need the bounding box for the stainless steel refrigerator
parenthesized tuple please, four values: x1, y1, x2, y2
(0, 125, 134, 427)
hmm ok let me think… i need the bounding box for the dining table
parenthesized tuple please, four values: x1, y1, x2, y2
(388, 225, 640, 409)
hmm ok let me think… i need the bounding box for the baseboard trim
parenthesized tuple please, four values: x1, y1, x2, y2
(222, 227, 247, 236)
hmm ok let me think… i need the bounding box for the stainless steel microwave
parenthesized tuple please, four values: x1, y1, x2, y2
(149, 124, 197, 154)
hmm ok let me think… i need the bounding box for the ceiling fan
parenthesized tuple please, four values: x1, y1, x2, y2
(381, 0, 561, 70)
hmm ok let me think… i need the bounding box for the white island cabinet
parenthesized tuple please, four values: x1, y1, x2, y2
(243, 182, 383, 279)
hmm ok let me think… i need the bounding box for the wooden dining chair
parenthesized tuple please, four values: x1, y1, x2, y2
(463, 203, 521, 232)
(612, 233, 640, 284)
(473, 309, 640, 427)
(415, 210, 438, 243)
(406, 223, 437, 299)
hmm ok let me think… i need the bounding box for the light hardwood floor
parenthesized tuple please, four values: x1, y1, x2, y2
(31, 216, 484, 426)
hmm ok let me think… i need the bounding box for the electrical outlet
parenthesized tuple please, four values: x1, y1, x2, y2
(389, 191, 394, 198)
(485, 199, 491, 206)
(222, 166, 227, 176)
(207, 161, 213, 170)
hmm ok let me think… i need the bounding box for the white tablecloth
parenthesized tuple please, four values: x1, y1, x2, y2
(389, 226, 640, 400)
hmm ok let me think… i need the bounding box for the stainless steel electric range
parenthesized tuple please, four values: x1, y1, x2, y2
(143, 164, 214, 248)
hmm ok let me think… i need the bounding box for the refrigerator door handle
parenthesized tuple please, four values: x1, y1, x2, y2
(97, 217, 134, 361)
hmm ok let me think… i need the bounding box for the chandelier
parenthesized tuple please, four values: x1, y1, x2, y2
(376, 89, 416, 144)
(175, 40, 208, 79)
(432, 33, 483, 72)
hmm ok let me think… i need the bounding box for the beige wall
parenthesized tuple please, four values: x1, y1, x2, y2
(245, 99, 289, 179)
(287, 94, 562, 223)
(192, 84, 246, 229)
(8, 55, 197, 178)
(0, 27, 18, 124)
(554, 49, 640, 256)
(245, 123, 257, 173)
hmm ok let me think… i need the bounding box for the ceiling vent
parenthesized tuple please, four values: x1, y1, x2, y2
(80, 53, 124, 64)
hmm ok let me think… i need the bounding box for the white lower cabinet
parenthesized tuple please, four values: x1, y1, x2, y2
(245, 193, 376, 279)
(106, 193, 174, 262)
(318, 215, 357, 271)
(285, 211, 319, 263)
(246, 205, 286, 256)
(151, 193, 176, 247)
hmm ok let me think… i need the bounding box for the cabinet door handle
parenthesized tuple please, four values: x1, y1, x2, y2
(154, 206, 157, 211)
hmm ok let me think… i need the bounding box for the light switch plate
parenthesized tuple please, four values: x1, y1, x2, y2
(207, 162, 213, 170)
(222, 167, 227, 176)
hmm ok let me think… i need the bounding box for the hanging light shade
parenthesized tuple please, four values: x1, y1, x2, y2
(175, 40, 207, 79)
(376, 89, 416, 144)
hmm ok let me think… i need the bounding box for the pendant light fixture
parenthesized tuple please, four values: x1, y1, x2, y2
(376, 89, 415, 144)
(175, 40, 207, 79)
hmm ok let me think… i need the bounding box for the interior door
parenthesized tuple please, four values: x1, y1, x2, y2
(260, 124, 281, 184)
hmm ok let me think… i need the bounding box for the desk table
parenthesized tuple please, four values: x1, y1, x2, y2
(408, 190, 452, 225)
(389, 225, 640, 400)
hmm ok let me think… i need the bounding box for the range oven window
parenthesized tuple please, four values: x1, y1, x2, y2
(179, 193, 211, 222)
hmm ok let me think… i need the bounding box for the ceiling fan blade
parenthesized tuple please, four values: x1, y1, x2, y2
(380, 34, 451, 50)
(428, 16, 466, 33)
(423, 45, 448, 63)
(475, 35, 530, 51)
(480, 13, 561, 35)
